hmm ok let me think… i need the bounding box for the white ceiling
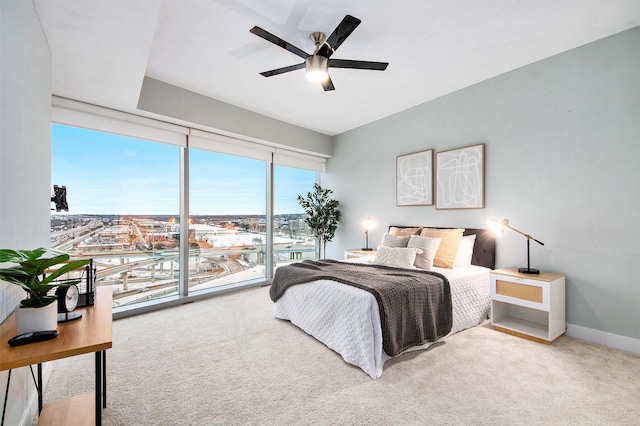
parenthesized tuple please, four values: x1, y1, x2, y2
(34, 0, 640, 136)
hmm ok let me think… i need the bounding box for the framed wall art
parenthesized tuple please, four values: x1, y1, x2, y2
(396, 149, 433, 206)
(436, 143, 485, 209)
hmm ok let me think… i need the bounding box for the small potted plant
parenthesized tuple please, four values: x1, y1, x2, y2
(0, 248, 89, 334)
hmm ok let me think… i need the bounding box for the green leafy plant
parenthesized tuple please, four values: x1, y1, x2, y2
(297, 183, 341, 259)
(0, 248, 90, 308)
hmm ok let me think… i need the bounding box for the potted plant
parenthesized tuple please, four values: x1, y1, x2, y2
(0, 248, 89, 334)
(297, 183, 341, 259)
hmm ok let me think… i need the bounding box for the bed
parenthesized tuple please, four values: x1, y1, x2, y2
(270, 226, 496, 379)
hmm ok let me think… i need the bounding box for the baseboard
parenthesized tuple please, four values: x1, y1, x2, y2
(565, 324, 640, 355)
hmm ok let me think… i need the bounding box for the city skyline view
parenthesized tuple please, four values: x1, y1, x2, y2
(50, 212, 316, 308)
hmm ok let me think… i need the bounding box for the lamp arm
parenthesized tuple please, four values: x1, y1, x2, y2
(505, 224, 545, 246)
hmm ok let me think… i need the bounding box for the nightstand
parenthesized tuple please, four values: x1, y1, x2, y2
(490, 268, 566, 344)
(344, 249, 377, 259)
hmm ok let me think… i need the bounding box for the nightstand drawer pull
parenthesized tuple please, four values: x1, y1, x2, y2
(496, 280, 542, 303)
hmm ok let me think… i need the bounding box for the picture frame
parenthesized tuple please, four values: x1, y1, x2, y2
(396, 149, 434, 206)
(436, 143, 485, 209)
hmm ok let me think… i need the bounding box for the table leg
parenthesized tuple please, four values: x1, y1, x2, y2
(95, 351, 102, 426)
(37, 364, 43, 413)
(1, 370, 12, 426)
(102, 349, 107, 408)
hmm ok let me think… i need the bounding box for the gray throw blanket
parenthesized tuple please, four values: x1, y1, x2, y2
(270, 259, 452, 356)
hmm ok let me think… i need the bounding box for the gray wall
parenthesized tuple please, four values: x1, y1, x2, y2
(1, 1, 53, 424)
(325, 27, 640, 342)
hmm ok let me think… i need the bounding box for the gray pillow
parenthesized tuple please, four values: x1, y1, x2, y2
(407, 235, 441, 270)
(381, 233, 410, 248)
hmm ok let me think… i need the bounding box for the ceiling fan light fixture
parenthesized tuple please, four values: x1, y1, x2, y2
(305, 55, 329, 83)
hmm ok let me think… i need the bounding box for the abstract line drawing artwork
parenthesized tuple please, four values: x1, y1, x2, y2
(436, 144, 485, 209)
(396, 149, 433, 206)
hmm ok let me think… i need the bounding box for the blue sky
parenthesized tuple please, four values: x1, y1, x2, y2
(51, 124, 316, 215)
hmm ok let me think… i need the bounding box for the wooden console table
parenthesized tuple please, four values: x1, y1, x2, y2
(0, 286, 112, 425)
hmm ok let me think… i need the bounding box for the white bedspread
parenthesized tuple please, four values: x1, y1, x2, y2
(273, 261, 490, 379)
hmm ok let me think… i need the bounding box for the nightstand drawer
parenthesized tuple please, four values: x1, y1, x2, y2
(495, 279, 543, 303)
(491, 273, 550, 310)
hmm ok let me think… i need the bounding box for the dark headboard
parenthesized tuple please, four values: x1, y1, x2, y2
(389, 226, 496, 270)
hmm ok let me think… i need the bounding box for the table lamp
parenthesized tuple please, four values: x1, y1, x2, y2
(362, 217, 376, 251)
(489, 218, 544, 274)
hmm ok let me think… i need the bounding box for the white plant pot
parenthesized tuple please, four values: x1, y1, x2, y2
(15, 302, 58, 335)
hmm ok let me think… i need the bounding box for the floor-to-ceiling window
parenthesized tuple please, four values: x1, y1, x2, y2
(51, 124, 181, 308)
(187, 148, 267, 291)
(51, 107, 324, 313)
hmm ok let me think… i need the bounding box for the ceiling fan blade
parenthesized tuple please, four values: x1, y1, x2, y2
(328, 59, 388, 71)
(318, 15, 361, 57)
(250, 26, 309, 59)
(321, 76, 335, 91)
(260, 62, 305, 77)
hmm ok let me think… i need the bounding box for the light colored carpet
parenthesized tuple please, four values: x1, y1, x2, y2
(43, 286, 640, 425)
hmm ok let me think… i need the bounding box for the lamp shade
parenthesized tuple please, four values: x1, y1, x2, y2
(489, 218, 509, 235)
(362, 217, 376, 230)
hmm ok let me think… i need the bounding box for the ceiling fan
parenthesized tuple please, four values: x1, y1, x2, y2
(249, 14, 388, 91)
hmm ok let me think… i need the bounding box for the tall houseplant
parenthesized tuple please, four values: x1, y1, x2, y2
(297, 183, 341, 259)
(0, 248, 89, 334)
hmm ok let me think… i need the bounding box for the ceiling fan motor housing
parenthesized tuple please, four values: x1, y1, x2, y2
(310, 32, 326, 48)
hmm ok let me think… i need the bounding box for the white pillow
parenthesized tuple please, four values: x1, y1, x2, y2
(374, 245, 421, 269)
(454, 234, 477, 268)
(407, 235, 442, 270)
(381, 233, 410, 248)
